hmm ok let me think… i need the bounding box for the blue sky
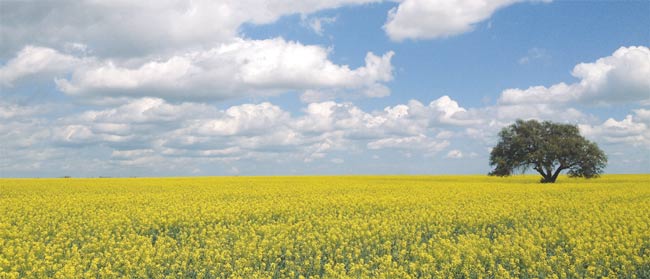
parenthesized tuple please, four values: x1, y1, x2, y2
(1, 0, 649, 177)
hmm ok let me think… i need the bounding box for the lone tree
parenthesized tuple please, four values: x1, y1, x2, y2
(489, 119, 607, 183)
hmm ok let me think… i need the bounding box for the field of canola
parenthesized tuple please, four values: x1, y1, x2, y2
(1, 175, 649, 278)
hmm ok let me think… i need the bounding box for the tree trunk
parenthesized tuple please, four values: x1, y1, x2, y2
(540, 175, 555, 183)
(540, 167, 564, 183)
(551, 167, 564, 182)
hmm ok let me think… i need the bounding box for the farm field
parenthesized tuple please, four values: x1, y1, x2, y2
(1, 175, 649, 278)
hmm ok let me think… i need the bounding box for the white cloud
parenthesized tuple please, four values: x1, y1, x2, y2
(2, 93, 649, 175)
(1, 1, 398, 105)
(2, 2, 646, 176)
(0, 100, 42, 120)
(110, 149, 155, 160)
(499, 46, 650, 106)
(190, 103, 290, 136)
(633, 109, 650, 124)
(518, 47, 549, 65)
(72, 98, 216, 124)
(0, 0, 537, 61)
(491, 103, 589, 123)
(447, 47, 650, 139)
(294, 95, 476, 139)
(6, 96, 474, 171)
(579, 112, 650, 148)
(0, 0, 382, 58)
(0, 118, 50, 149)
(0, 46, 84, 86)
(298, 83, 391, 103)
(427, 95, 480, 125)
(303, 15, 338, 36)
(0, 40, 394, 102)
(367, 134, 450, 154)
(384, 0, 534, 41)
(445, 149, 463, 159)
(22, 90, 624, 175)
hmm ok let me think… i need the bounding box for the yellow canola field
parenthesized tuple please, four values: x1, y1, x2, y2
(1, 175, 649, 278)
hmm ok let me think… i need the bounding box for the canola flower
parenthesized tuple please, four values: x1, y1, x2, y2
(0, 175, 649, 278)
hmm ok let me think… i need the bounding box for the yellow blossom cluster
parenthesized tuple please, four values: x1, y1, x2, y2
(1, 175, 649, 278)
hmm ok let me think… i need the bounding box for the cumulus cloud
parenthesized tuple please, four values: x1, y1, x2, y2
(1, 1, 399, 105)
(3, 95, 473, 172)
(189, 103, 290, 137)
(299, 83, 391, 103)
(499, 46, 650, 106)
(445, 149, 463, 159)
(384, 0, 542, 41)
(633, 109, 650, 123)
(0, 0, 529, 60)
(451, 46, 650, 144)
(0, 0, 382, 58)
(2, 1, 646, 176)
(72, 98, 217, 124)
(295, 95, 477, 139)
(0, 117, 50, 150)
(0, 100, 42, 120)
(579, 110, 650, 148)
(368, 135, 449, 154)
(2, 92, 648, 175)
(0, 46, 85, 86)
(1, 40, 394, 102)
(490, 104, 589, 123)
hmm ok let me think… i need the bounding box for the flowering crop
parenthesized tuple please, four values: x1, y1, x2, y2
(1, 175, 649, 278)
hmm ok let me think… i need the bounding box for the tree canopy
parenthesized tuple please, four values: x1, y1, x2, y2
(489, 119, 607, 183)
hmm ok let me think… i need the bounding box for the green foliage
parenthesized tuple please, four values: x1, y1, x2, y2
(489, 119, 607, 183)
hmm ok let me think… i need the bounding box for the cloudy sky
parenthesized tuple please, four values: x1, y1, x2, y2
(1, 0, 648, 177)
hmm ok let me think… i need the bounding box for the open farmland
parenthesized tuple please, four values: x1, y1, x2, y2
(1, 175, 649, 278)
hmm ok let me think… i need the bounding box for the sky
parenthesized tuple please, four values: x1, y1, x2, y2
(0, 0, 649, 177)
